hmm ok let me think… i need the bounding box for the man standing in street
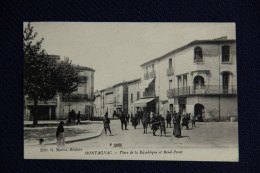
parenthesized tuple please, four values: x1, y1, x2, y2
(103, 112, 112, 136)
(120, 111, 128, 130)
(166, 111, 171, 128)
(76, 111, 81, 125)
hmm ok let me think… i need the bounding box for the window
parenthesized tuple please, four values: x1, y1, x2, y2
(137, 91, 140, 100)
(152, 64, 154, 71)
(146, 66, 148, 73)
(169, 80, 173, 90)
(193, 76, 205, 89)
(131, 93, 133, 103)
(183, 75, 187, 88)
(177, 76, 181, 88)
(169, 58, 172, 69)
(194, 47, 203, 62)
(222, 45, 230, 62)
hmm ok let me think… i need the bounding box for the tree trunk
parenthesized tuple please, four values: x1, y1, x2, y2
(33, 99, 38, 125)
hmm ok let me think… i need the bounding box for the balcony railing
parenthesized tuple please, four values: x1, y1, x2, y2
(62, 94, 88, 101)
(144, 70, 156, 80)
(167, 85, 237, 98)
(166, 68, 174, 76)
(78, 76, 87, 83)
(143, 90, 155, 98)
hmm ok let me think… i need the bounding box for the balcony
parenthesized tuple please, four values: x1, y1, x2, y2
(143, 90, 155, 98)
(144, 70, 156, 80)
(166, 68, 174, 76)
(25, 98, 57, 106)
(62, 94, 89, 101)
(78, 76, 87, 83)
(167, 85, 237, 98)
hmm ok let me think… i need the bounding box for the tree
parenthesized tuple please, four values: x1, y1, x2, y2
(23, 23, 79, 125)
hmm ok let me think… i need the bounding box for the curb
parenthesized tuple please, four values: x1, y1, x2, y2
(44, 126, 104, 146)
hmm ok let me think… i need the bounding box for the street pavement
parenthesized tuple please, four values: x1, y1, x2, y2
(24, 120, 103, 146)
(62, 119, 238, 149)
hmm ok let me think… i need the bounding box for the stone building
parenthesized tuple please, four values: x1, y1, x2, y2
(61, 66, 95, 120)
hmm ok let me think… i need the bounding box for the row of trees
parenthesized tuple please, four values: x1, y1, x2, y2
(23, 23, 80, 125)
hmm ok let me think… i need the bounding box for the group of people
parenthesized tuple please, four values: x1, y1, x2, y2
(103, 109, 199, 138)
(67, 109, 81, 125)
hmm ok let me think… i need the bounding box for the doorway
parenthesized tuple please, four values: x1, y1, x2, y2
(194, 103, 204, 122)
(223, 72, 229, 93)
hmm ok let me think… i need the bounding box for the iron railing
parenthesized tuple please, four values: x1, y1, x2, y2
(167, 85, 237, 98)
(62, 94, 88, 101)
(144, 70, 156, 80)
(78, 76, 87, 83)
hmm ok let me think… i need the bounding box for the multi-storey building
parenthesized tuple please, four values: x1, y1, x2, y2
(24, 56, 95, 120)
(140, 36, 237, 121)
(127, 78, 141, 115)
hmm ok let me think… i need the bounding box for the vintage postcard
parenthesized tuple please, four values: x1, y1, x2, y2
(24, 22, 238, 161)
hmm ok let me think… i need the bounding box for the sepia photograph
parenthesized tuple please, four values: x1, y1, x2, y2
(23, 22, 238, 161)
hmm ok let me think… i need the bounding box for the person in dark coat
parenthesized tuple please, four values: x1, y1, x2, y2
(120, 111, 128, 130)
(159, 115, 166, 136)
(132, 112, 138, 129)
(173, 114, 181, 137)
(103, 112, 112, 136)
(71, 109, 76, 125)
(182, 115, 189, 130)
(56, 121, 65, 146)
(166, 111, 171, 128)
(67, 111, 72, 123)
(191, 115, 196, 127)
(151, 114, 159, 136)
(113, 110, 117, 119)
(76, 111, 81, 125)
(126, 113, 130, 124)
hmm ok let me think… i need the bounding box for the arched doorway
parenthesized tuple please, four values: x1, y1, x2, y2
(194, 104, 204, 122)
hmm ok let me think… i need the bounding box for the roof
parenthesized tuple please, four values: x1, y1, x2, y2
(127, 78, 142, 84)
(76, 65, 95, 72)
(140, 38, 236, 67)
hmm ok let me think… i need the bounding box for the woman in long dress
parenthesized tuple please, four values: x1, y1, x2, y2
(56, 121, 65, 146)
(173, 115, 181, 137)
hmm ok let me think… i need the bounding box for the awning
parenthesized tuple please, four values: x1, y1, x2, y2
(139, 78, 155, 89)
(133, 98, 155, 107)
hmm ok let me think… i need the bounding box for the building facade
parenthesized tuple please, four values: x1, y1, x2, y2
(127, 78, 141, 115)
(24, 57, 95, 121)
(140, 37, 237, 121)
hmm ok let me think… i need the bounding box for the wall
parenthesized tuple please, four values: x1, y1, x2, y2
(128, 81, 140, 115)
(60, 100, 94, 120)
(74, 70, 94, 99)
(175, 95, 237, 121)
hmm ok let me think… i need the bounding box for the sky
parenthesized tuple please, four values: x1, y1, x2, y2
(28, 22, 236, 90)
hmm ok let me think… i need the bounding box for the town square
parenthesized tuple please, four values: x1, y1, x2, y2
(24, 22, 238, 161)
